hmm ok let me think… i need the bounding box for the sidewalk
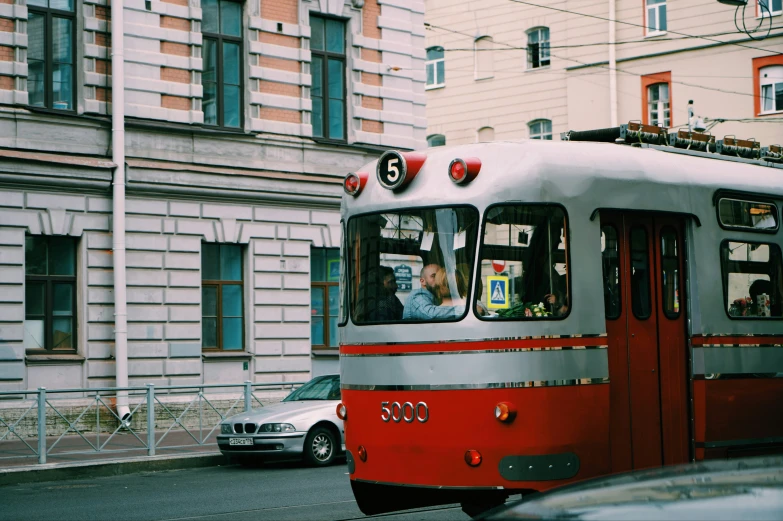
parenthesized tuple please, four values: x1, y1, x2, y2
(0, 429, 226, 486)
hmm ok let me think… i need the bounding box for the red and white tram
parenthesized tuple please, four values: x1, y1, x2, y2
(336, 125, 783, 516)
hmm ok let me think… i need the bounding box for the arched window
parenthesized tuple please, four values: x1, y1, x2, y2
(477, 126, 494, 143)
(427, 134, 446, 147)
(760, 65, 783, 113)
(474, 36, 493, 80)
(528, 119, 552, 140)
(527, 27, 550, 69)
(426, 46, 445, 89)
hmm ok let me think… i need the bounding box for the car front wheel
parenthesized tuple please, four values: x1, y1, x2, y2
(304, 426, 336, 466)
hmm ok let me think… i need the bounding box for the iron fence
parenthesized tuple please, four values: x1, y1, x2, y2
(0, 381, 303, 465)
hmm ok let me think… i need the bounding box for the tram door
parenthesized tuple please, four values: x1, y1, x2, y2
(600, 212, 690, 472)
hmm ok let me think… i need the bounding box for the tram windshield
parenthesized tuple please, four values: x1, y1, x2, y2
(477, 204, 569, 319)
(347, 206, 479, 324)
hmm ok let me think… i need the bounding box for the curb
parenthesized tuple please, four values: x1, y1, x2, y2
(0, 453, 228, 487)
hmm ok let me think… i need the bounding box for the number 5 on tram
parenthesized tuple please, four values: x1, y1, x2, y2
(336, 132, 783, 516)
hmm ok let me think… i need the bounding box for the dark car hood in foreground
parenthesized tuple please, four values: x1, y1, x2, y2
(484, 456, 783, 521)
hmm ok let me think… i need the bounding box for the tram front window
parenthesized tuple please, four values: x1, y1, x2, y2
(477, 204, 569, 319)
(347, 206, 479, 324)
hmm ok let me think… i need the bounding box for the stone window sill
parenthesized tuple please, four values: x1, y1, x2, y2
(202, 351, 252, 362)
(25, 353, 86, 366)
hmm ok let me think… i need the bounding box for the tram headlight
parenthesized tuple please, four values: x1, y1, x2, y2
(344, 172, 368, 196)
(336, 403, 347, 420)
(448, 157, 481, 185)
(494, 402, 516, 423)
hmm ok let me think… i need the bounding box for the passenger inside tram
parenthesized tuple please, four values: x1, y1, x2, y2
(434, 266, 467, 306)
(402, 263, 465, 320)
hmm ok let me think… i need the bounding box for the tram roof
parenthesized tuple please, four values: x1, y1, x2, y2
(341, 140, 783, 219)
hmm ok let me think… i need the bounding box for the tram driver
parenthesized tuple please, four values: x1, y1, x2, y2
(403, 264, 464, 320)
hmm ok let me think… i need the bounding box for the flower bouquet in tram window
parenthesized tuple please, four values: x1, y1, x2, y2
(729, 297, 753, 317)
(496, 301, 551, 318)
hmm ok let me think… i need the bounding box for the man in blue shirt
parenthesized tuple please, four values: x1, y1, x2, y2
(403, 264, 464, 320)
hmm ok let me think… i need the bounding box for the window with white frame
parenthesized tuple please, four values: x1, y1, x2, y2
(427, 134, 446, 147)
(527, 27, 550, 69)
(528, 119, 552, 140)
(477, 126, 494, 142)
(426, 47, 445, 89)
(646, 0, 667, 34)
(760, 65, 783, 114)
(759, 0, 782, 16)
(647, 83, 670, 127)
(474, 36, 493, 80)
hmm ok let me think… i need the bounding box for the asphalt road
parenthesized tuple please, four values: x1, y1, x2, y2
(0, 461, 472, 521)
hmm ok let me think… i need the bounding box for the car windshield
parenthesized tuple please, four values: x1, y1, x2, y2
(347, 206, 479, 324)
(283, 375, 341, 401)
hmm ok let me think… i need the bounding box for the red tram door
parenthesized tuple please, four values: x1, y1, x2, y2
(600, 212, 690, 472)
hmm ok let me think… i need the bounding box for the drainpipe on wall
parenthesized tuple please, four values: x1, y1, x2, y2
(111, 0, 130, 425)
(608, 0, 618, 127)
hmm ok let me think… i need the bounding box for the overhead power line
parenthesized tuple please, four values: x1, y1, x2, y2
(425, 22, 783, 50)
(506, 0, 782, 55)
(423, 21, 773, 100)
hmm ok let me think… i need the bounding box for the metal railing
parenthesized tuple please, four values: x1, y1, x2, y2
(0, 381, 303, 465)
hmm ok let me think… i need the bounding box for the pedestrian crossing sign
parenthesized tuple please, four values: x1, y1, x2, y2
(487, 276, 509, 309)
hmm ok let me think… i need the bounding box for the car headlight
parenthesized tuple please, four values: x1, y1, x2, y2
(221, 424, 232, 434)
(259, 423, 295, 433)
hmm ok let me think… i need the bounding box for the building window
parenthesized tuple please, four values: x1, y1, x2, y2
(426, 46, 445, 89)
(760, 65, 783, 114)
(527, 27, 549, 69)
(753, 57, 783, 116)
(641, 72, 671, 127)
(24, 236, 77, 352)
(477, 126, 494, 142)
(645, 0, 667, 35)
(647, 83, 670, 127)
(202, 243, 244, 351)
(27, 0, 76, 110)
(311, 248, 339, 349)
(427, 134, 446, 147)
(528, 119, 552, 140)
(474, 37, 493, 80)
(310, 15, 346, 140)
(202, 0, 243, 128)
(759, 0, 782, 16)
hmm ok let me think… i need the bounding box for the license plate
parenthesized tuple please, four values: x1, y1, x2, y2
(229, 438, 253, 446)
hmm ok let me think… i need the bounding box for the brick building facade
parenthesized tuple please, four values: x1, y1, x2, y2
(0, 0, 426, 391)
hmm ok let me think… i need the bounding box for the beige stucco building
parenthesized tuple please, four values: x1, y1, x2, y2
(424, 0, 783, 147)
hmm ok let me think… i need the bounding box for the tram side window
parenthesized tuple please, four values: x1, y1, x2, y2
(347, 207, 479, 324)
(718, 198, 778, 232)
(477, 205, 569, 319)
(721, 241, 783, 318)
(601, 225, 621, 319)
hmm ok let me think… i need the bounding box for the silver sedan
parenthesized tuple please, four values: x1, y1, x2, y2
(217, 374, 344, 466)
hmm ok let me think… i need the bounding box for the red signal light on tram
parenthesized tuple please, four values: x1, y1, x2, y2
(448, 158, 481, 185)
(344, 172, 368, 196)
(336, 403, 347, 420)
(464, 449, 482, 467)
(494, 402, 516, 423)
(358, 445, 368, 462)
